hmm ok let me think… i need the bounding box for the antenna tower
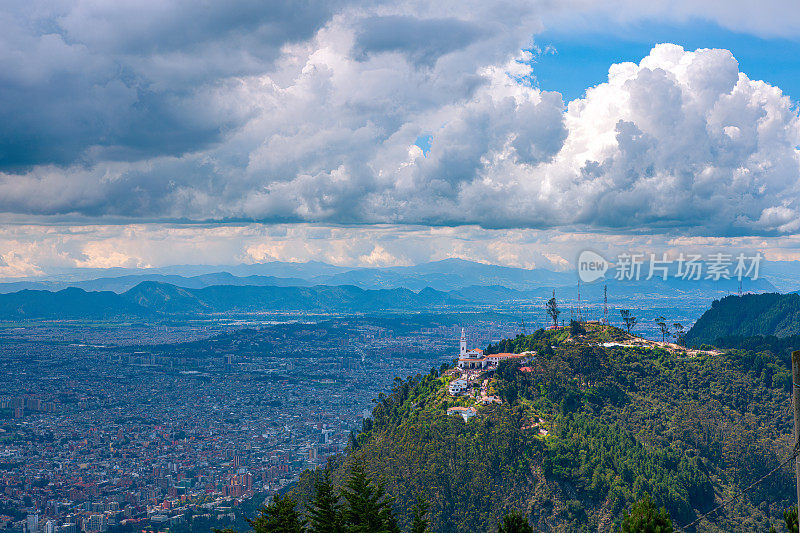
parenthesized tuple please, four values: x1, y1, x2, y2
(603, 284, 609, 325)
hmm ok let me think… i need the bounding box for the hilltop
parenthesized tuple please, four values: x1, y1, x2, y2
(293, 323, 795, 532)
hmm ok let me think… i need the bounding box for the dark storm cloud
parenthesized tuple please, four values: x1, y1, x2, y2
(0, 0, 347, 170)
(56, 1, 337, 56)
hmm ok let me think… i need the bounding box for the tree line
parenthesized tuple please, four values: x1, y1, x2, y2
(219, 461, 548, 533)
(217, 460, 677, 533)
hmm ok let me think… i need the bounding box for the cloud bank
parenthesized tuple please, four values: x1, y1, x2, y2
(4, 223, 800, 280)
(0, 1, 799, 238)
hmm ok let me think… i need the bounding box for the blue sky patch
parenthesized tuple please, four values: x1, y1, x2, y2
(414, 134, 433, 155)
(531, 18, 800, 103)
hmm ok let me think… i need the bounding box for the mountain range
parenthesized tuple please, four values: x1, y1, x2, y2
(1, 258, 796, 294)
(0, 259, 573, 294)
(0, 276, 783, 321)
(0, 258, 792, 322)
(0, 283, 474, 320)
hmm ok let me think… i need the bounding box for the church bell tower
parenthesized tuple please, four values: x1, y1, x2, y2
(460, 328, 467, 356)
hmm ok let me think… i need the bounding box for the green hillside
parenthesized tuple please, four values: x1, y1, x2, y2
(293, 324, 796, 532)
(0, 287, 153, 319)
(0, 282, 468, 319)
(684, 293, 800, 346)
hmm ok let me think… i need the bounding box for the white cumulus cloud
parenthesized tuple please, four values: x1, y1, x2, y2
(0, 2, 798, 240)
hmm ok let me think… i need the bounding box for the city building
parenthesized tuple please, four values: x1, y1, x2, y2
(446, 406, 477, 422)
(448, 379, 468, 395)
(26, 514, 38, 533)
(83, 514, 106, 533)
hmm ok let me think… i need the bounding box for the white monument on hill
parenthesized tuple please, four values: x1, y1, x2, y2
(457, 327, 526, 370)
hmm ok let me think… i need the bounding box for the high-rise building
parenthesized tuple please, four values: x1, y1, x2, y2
(83, 514, 106, 533)
(26, 513, 39, 533)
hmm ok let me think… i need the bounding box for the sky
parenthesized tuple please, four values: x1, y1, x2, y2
(1, 0, 800, 278)
(532, 19, 800, 102)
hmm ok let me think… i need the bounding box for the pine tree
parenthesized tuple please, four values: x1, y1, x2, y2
(340, 461, 397, 533)
(497, 511, 533, 533)
(348, 431, 360, 452)
(784, 506, 798, 533)
(307, 468, 343, 533)
(618, 494, 672, 533)
(379, 498, 401, 533)
(547, 296, 560, 329)
(248, 493, 305, 533)
(410, 495, 431, 533)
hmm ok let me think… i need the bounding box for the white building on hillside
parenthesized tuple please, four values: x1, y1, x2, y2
(448, 378, 468, 396)
(457, 328, 527, 370)
(447, 406, 477, 421)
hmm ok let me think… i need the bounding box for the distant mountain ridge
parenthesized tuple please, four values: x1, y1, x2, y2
(0, 257, 786, 297)
(0, 258, 573, 294)
(0, 257, 787, 321)
(0, 272, 314, 294)
(0, 282, 469, 320)
(0, 287, 154, 320)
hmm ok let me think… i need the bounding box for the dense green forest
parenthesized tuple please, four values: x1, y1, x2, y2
(706, 334, 800, 360)
(684, 293, 800, 345)
(292, 324, 797, 532)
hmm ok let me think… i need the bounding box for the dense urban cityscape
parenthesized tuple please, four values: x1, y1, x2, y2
(0, 315, 527, 533)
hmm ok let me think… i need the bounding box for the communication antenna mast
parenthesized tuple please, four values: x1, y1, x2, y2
(519, 316, 527, 336)
(738, 279, 743, 296)
(603, 284, 609, 325)
(577, 279, 582, 323)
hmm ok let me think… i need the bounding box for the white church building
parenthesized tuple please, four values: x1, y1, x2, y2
(457, 328, 526, 370)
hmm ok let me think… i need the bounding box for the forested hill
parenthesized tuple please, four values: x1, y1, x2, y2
(293, 324, 796, 532)
(684, 292, 800, 346)
(0, 282, 465, 319)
